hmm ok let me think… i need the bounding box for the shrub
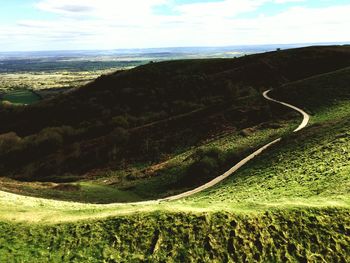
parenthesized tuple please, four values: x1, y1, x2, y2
(223, 80, 239, 99)
(112, 116, 129, 128)
(0, 132, 22, 155)
(41, 126, 76, 139)
(23, 128, 64, 155)
(139, 139, 162, 162)
(191, 147, 225, 163)
(182, 146, 248, 187)
(107, 128, 129, 146)
(172, 100, 201, 114)
(188, 156, 219, 178)
(184, 147, 225, 185)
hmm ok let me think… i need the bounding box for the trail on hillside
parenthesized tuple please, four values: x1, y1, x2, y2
(0, 90, 310, 206)
(156, 89, 310, 202)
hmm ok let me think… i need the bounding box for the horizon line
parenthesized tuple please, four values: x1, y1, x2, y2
(1, 41, 349, 54)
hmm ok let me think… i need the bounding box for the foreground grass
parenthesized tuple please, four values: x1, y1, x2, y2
(1, 208, 349, 262)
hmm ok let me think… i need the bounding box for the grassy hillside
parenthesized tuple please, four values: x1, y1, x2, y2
(0, 90, 349, 262)
(0, 45, 349, 186)
(1, 209, 349, 262)
(0, 117, 296, 203)
(272, 66, 350, 109)
(0, 49, 350, 261)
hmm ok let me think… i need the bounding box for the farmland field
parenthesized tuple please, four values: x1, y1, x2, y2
(0, 89, 41, 105)
(0, 70, 126, 103)
(0, 65, 139, 104)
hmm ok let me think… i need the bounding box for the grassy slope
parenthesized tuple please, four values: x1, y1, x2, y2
(1, 209, 349, 262)
(22, 98, 350, 212)
(1, 52, 350, 261)
(0, 117, 296, 203)
(186, 101, 350, 209)
(1, 45, 350, 184)
(271, 66, 350, 110)
(1, 67, 350, 261)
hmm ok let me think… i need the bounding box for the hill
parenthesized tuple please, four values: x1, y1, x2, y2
(0, 59, 350, 261)
(0, 45, 350, 261)
(0, 46, 350, 188)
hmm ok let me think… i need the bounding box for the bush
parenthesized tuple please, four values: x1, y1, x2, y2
(191, 147, 224, 162)
(33, 130, 64, 153)
(41, 126, 76, 139)
(107, 128, 129, 146)
(172, 100, 201, 114)
(111, 116, 129, 128)
(22, 127, 66, 156)
(0, 132, 22, 155)
(188, 156, 219, 178)
(182, 146, 248, 187)
(139, 139, 162, 162)
(223, 80, 239, 99)
(184, 147, 225, 185)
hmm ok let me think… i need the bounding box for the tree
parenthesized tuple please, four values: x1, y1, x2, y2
(224, 80, 239, 99)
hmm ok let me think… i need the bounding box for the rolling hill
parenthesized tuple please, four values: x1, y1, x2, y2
(0, 45, 350, 262)
(0, 45, 350, 185)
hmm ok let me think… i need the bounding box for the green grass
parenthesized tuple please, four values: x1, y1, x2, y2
(184, 104, 350, 209)
(1, 89, 41, 105)
(271, 66, 350, 111)
(0, 118, 295, 203)
(1, 65, 350, 261)
(121, 120, 295, 200)
(21, 182, 142, 204)
(69, 182, 142, 203)
(0, 209, 349, 262)
(0, 97, 349, 261)
(1, 68, 348, 217)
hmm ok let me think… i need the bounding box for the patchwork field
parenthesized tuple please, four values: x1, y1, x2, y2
(0, 89, 41, 105)
(0, 70, 127, 91)
(0, 69, 132, 104)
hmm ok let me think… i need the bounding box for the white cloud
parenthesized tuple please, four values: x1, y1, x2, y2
(0, 0, 349, 51)
(175, 0, 266, 18)
(35, 0, 167, 18)
(273, 0, 305, 3)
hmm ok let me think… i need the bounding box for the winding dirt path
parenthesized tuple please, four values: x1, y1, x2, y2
(263, 90, 310, 132)
(154, 89, 310, 202)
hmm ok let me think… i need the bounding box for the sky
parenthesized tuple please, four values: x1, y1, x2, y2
(0, 0, 349, 51)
